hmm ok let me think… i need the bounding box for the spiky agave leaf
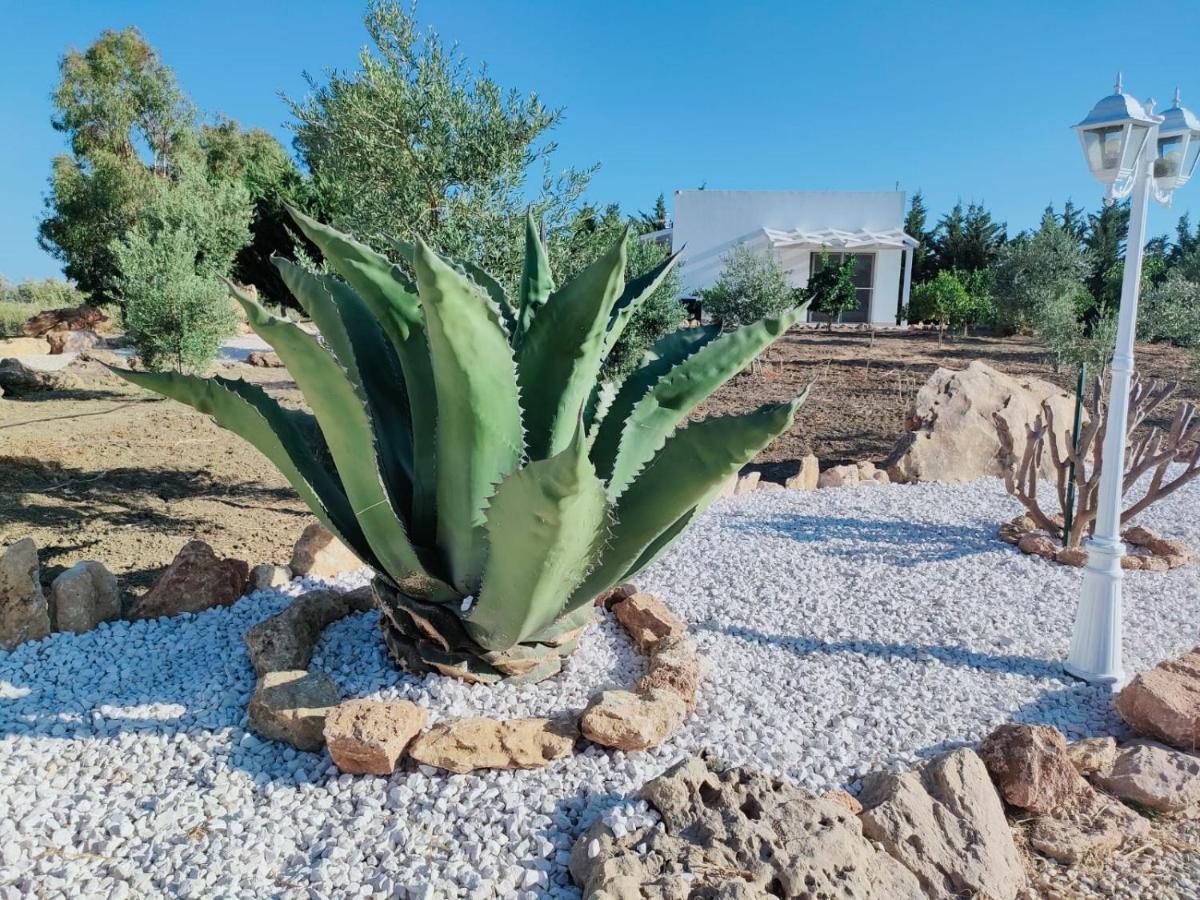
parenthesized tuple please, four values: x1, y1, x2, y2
(465, 424, 609, 651)
(518, 230, 628, 460)
(516, 211, 554, 343)
(412, 238, 524, 594)
(285, 205, 440, 540)
(231, 285, 452, 599)
(569, 395, 807, 607)
(598, 306, 807, 499)
(601, 246, 684, 359)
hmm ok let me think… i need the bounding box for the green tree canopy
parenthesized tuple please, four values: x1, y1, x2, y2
(288, 0, 593, 287)
(932, 201, 1007, 274)
(904, 190, 934, 284)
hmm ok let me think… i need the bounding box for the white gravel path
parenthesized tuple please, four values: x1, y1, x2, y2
(2, 475, 1199, 899)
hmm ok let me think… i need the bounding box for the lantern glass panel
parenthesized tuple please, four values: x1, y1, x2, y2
(1156, 134, 1185, 179)
(1083, 125, 1126, 177)
(1121, 123, 1149, 172)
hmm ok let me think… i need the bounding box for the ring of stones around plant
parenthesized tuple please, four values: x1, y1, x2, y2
(245, 581, 704, 775)
(1000, 515, 1197, 571)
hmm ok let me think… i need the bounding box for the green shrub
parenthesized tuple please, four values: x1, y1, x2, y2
(906, 270, 987, 340)
(700, 243, 802, 330)
(1140, 272, 1200, 349)
(804, 252, 858, 328)
(991, 216, 1090, 333)
(1032, 286, 1116, 372)
(602, 238, 685, 378)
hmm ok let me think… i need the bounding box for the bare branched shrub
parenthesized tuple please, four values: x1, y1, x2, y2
(994, 374, 1200, 547)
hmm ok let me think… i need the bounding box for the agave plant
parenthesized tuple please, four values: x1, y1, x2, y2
(115, 208, 808, 684)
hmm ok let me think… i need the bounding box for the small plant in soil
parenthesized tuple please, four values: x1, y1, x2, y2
(115, 208, 808, 683)
(994, 373, 1200, 549)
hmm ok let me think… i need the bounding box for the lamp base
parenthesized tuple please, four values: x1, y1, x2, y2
(1064, 536, 1125, 688)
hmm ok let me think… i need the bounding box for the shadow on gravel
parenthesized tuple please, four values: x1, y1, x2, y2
(722, 514, 999, 566)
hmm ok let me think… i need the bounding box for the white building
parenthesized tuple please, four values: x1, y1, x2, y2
(665, 190, 918, 326)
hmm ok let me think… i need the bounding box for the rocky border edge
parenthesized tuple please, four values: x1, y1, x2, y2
(999, 516, 1196, 571)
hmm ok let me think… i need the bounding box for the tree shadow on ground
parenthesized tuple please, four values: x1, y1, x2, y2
(721, 513, 1000, 566)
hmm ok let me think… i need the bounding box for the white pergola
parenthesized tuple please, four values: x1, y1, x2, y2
(761, 227, 921, 323)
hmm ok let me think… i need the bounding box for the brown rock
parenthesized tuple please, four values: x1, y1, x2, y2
(821, 788, 863, 815)
(1116, 648, 1200, 751)
(45, 328, 100, 354)
(247, 350, 284, 368)
(248, 669, 340, 751)
(48, 560, 119, 634)
(859, 749, 1025, 900)
(884, 360, 1081, 484)
(1145, 536, 1195, 566)
(1017, 531, 1059, 560)
(20, 305, 107, 337)
(129, 540, 249, 620)
(0, 538, 50, 650)
(580, 687, 687, 752)
(244, 586, 373, 676)
(324, 699, 427, 775)
(784, 453, 820, 490)
(636, 636, 701, 710)
(1093, 741, 1200, 813)
(611, 593, 686, 654)
(818, 463, 861, 488)
(1024, 788, 1148, 865)
(407, 715, 577, 774)
(249, 563, 292, 591)
(1120, 554, 1146, 570)
(733, 471, 760, 495)
(978, 724, 1077, 815)
(1056, 547, 1088, 567)
(289, 522, 363, 578)
(1122, 525, 1156, 547)
(595, 582, 638, 609)
(1066, 736, 1118, 777)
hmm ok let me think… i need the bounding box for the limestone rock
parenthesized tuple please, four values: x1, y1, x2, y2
(1116, 648, 1200, 751)
(46, 328, 100, 354)
(714, 474, 738, 499)
(1093, 741, 1200, 813)
(244, 586, 373, 676)
(859, 748, 1025, 900)
(247, 350, 284, 368)
(784, 453, 820, 490)
(612, 593, 686, 654)
(0, 538, 50, 650)
(248, 669, 340, 751)
(290, 522, 363, 578)
(249, 563, 292, 592)
(20, 305, 107, 337)
(324, 699, 427, 775)
(818, 463, 860, 488)
(733, 471, 760, 495)
(48, 560, 119, 634)
(978, 723, 1077, 816)
(571, 755, 925, 899)
(407, 715, 577, 774)
(885, 360, 1079, 483)
(979, 723, 1150, 865)
(757, 480, 784, 492)
(1066, 736, 1118, 777)
(129, 540, 249, 620)
(0, 337, 52, 357)
(636, 636, 701, 710)
(581, 688, 687, 752)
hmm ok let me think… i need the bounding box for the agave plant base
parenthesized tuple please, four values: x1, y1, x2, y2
(373, 578, 591, 685)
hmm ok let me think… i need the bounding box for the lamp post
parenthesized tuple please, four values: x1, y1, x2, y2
(1065, 77, 1200, 686)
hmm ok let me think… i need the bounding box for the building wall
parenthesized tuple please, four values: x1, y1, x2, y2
(671, 190, 907, 325)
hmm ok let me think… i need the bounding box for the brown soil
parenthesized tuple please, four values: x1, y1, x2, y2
(2, 329, 1196, 604)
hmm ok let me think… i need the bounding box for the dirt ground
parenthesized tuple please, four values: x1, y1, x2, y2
(2, 328, 1197, 605)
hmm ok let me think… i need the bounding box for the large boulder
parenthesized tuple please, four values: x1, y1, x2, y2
(20, 305, 108, 337)
(884, 360, 1079, 483)
(1116, 648, 1200, 751)
(571, 755, 924, 899)
(129, 540, 249, 620)
(45, 329, 101, 355)
(0, 538, 51, 650)
(407, 715, 577, 774)
(289, 522, 363, 578)
(48, 560, 119, 634)
(1092, 741, 1200, 813)
(858, 748, 1025, 900)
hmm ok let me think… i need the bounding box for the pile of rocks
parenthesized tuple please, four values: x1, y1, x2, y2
(1000, 516, 1195, 571)
(0, 539, 119, 648)
(718, 452, 892, 496)
(245, 585, 704, 776)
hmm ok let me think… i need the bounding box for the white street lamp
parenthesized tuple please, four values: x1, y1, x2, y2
(1066, 76, 1199, 686)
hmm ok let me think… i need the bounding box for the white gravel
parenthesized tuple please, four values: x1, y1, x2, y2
(2, 474, 1199, 898)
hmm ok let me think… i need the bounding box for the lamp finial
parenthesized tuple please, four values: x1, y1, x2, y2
(1146, 97, 1157, 115)
(1115, 72, 1123, 94)
(1173, 86, 1182, 107)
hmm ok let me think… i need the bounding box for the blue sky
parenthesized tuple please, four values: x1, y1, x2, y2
(4, 0, 1200, 281)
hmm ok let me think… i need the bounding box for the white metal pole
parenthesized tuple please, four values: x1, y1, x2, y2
(1064, 153, 1155, 687)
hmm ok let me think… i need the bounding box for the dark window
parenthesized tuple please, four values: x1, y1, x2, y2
(807, 252, 874, 324)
